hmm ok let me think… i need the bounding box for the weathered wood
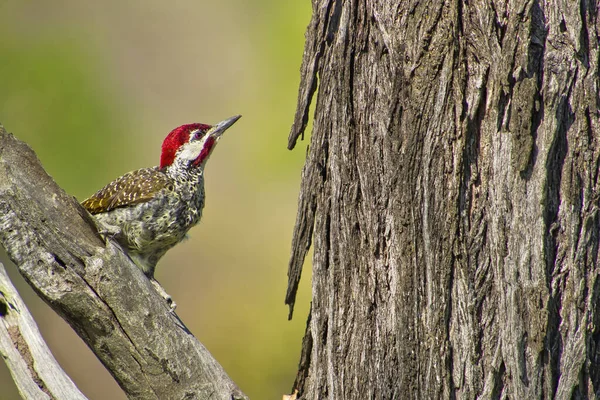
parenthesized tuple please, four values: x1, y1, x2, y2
(287, 0, 599, 398)
(0, 262, 87, 400)
(0, 127, 247, 400)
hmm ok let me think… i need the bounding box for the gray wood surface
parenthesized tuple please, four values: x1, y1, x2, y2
(0, 262, 87, 399)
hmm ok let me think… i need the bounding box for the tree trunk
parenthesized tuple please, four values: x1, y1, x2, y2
(286, 0, 599, 398)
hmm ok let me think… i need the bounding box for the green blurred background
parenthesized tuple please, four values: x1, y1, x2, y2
(0, 1, 312, 399)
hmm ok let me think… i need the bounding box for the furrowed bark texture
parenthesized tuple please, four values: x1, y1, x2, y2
(0, 128, 247, 400)
(286, 0, 599, 398)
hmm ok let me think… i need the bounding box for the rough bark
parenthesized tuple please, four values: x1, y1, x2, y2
(286, 0, 599, 398)
(0, 127, 247, 400)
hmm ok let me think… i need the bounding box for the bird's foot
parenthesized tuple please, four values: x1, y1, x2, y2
(150, 278, 177, 311)
(97, 222, 122, 242)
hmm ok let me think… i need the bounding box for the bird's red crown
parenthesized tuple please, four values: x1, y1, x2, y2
(160, 123, 211, 169)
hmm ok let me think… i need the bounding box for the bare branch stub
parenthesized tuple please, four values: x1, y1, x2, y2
(0, 262, 88, 399)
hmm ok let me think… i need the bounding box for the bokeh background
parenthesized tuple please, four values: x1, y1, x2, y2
(0, 1, 312, 399)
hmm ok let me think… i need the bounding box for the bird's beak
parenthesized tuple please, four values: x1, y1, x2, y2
(207, 115, 241, 138)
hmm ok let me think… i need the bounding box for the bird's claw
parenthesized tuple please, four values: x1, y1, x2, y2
(97, 222, 121, 242)
(150, 278, 177, 312)
(166, 296, 177, 313)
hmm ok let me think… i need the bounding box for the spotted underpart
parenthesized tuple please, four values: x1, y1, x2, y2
(82, 164, 205, 278)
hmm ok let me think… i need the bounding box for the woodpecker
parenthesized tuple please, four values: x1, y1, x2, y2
(82, 115, 241, 308)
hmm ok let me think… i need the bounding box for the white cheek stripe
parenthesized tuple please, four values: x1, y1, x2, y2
(179, 134, 208, 160)
(179, 133, 223, 162)
(179, 141, 203, 161)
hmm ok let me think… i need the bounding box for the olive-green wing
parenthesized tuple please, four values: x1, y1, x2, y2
(82, 167, 172, 214)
